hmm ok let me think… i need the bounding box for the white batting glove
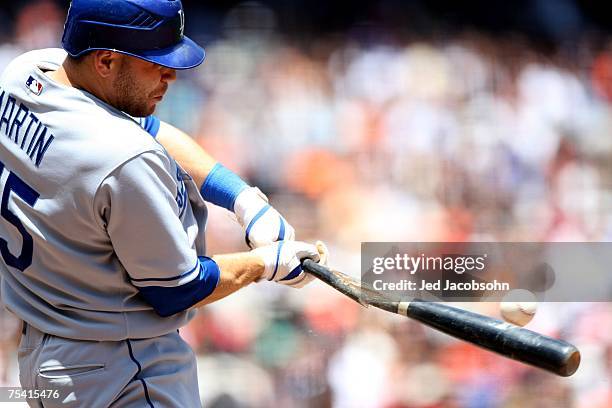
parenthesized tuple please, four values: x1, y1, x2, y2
(234, 187, 295, 249)
(252, 241, 321, 288)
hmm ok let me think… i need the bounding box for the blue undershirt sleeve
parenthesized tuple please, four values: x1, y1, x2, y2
(140, 115, 161, 138)
(136, 256, 220, 317)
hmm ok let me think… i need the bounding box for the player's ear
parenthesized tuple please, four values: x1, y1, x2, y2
(91, 51, 121, 78)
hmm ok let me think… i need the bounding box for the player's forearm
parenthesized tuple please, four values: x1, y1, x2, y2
(155, 121, 217, 187)
(155, 119, 296, 250)
(193, 252, 264, 307)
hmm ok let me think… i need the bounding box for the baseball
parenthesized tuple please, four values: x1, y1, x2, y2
(500, 289, 537, 326)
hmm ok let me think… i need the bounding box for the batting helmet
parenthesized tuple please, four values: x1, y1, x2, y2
(61, 0, 205, 69)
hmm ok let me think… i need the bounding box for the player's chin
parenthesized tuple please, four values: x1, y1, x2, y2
(148, 97, 163, 113)
(147, 104, 158, 115)
(141, 101, 159, 116)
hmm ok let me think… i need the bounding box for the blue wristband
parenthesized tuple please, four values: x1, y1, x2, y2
(200, 163, 249, 211)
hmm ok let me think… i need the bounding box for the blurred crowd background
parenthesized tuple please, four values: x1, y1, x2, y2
(1, 0, 612, 407)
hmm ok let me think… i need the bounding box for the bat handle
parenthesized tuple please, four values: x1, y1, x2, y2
(302, 259, 363, 304)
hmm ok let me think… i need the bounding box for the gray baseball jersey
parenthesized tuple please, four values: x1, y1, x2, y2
(0, 48, 219, 341)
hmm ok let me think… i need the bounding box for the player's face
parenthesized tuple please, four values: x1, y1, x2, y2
(112, 56, 177, 117)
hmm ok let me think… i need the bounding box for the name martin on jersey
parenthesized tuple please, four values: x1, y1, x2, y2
(0, 80, 55, 167)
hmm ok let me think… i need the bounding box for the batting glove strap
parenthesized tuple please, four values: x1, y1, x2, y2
(253, 241, 319, 288)
(235, 187, 295, 249)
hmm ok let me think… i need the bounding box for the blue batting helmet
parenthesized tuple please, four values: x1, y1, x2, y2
(61, 0, 205, 69)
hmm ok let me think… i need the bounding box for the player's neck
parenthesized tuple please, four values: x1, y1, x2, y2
(45, 56, 124, 111)
(46, 65, 71, 88)
(47, 59, 107, 103)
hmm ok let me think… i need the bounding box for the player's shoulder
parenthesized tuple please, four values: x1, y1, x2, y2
(50, 112, 169, 196)
(0, 48, 168, 184)
(10, 48, 66, 66)
(1, 48, 65, 82)
(83, 110, 165, 168)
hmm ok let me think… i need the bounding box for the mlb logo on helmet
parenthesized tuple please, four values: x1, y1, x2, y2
(25, 76, 43, 95)
(178, 9, 184, 37)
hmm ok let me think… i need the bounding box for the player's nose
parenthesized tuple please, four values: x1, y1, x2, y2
(161, 67, 177, 83)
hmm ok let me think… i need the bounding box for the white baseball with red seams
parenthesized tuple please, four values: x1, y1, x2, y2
(500, 289, 538, 326)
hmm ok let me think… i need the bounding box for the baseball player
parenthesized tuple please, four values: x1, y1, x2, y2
(0, 0, 326, 406)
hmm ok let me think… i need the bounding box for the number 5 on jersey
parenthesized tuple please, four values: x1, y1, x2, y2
(0, 161, 39, 271)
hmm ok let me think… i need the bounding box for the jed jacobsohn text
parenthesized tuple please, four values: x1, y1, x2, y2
(372, 253, 487, 275)
(373, 279, 510, 291)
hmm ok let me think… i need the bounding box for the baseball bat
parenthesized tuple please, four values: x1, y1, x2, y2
(302, 259, 580, 377)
